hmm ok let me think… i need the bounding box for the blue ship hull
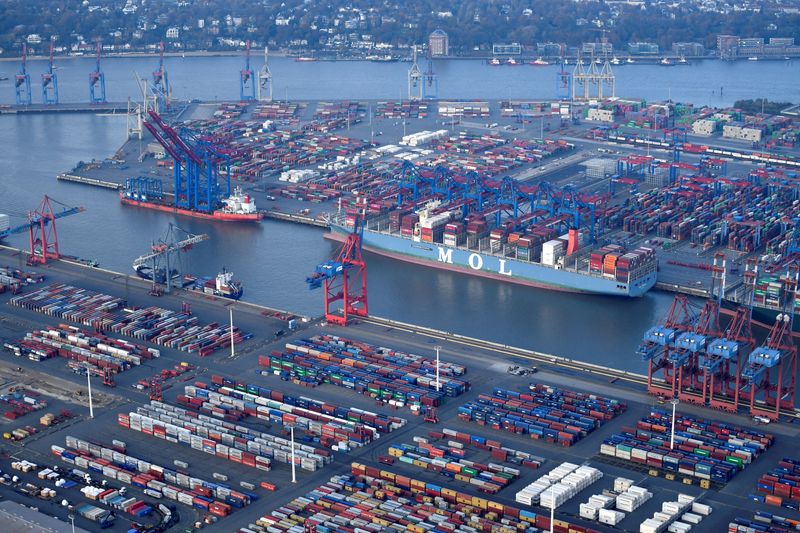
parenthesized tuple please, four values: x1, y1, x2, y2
(331, 225, 657, 297)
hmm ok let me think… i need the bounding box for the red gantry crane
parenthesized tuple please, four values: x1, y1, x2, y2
(0, 196, 85, 265)
(306, 198, 368, 325)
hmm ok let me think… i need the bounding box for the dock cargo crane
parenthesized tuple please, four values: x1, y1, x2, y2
(408, 45, 423, 101)
(0, 196, 85, 265)
(142, 110, 231, 213)
(89, 42, 107, 104)
(741, 264, 798, 421)
(306, 199, 368, 325)
(257, 46, 273, 102)
(132, 223, 208, 295)
(240, 40, 255, 101)
(423, 49, 438, 100)
(151, 41, 171, 112)
(637, 295, 697, 397)
(15, 43, 32, 106)
(41, 43, 58, 105)
(700, 259, 758, 413)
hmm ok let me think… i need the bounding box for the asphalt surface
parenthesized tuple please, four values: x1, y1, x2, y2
(0, 249, 797, 532)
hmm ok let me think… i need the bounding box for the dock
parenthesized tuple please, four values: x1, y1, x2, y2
(56, 173, 122, 190)
(262, 210, 329, 227)
(0, 245, 797, 533)
(0, 102, 129, 115)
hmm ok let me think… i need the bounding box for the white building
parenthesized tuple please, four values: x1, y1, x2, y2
(166, 27, 180, 39)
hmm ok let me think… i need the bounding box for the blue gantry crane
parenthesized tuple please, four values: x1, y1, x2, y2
(41, 43, 58, 105)
(15, 43, 32, 106)
(0, 196, 84, 265)
(141, 111, 231, 213)
(423, 49, 438, 100)
(89, 42, 106, 104)
(240, 40, 255, 101)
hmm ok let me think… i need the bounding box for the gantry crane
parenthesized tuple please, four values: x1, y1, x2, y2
(89, 42, 107, 103)
(41, 42, 58, 105)
(0, 196, 85, 265)
(15, 43, 32, 106)
(742, 264, 798, 421)
(423, 48, 438, 100)
(142, 110, 231, 213)
(151, 41, 171, 112)
(132, 223, 208, 295)
(408, 45, 423, 101)
(637, 295, 697, 397)
(306, 199, 368, 325)
(240, 40, 255, 101)
(257, 46, 273, 102)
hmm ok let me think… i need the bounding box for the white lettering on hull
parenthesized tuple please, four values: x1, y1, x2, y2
(436, 247, 513, 276)
(468, 253, 483, 270)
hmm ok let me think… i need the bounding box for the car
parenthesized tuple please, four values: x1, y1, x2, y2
(753, 416, 771, 424)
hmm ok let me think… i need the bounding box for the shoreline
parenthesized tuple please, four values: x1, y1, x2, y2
(2, 50, 798, 63)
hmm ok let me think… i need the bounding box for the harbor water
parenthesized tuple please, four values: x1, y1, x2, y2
(1, 56, 797, 372)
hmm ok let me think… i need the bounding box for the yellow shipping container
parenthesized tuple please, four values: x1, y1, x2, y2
(407, 525, 426, 533)
(441, 488, 457, 500)
(472, 496, 488, 510)
(412, 459, 428, 469)
(380, 470, 396, 481)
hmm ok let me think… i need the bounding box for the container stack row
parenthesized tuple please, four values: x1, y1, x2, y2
(181, 382, 394, 450)
(54, 436, 247, 516)
(579, 477, 653, 524)
(434, 427, 545, 468)
(728, 512, 800, 532)
(753, 457, 800, 510)
(123, 400, 334, 471)
(11, 324, 158, 372)
(252, 463, 602, 533)
(387, 438, 520, 494)
(458, 384, 624, 447)
(374, 100, 429, 119)
(258, 336, 469, 410)
(640, 493, 710, 533)
(81, 485, 153, 518)
(516, 462, 602, 509)
(9, 284, 248, 356)
(600, 410, 773, 485)
(206, 374, 405, 434)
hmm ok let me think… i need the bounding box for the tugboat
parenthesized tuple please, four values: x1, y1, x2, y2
(610, 56, 621, 65)
(660, 57, 673, 66)
(506, 57, 520, 66)
(193, 269, 243, 300)
(530, 57, 550, 66)
(488, 57, 501, 66)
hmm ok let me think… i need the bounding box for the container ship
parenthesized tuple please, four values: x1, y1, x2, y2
(120, 186, 263, 222)
(328, 200, 657, 297)
(191, 269, 243, 300)
(134, 265, 243, 300)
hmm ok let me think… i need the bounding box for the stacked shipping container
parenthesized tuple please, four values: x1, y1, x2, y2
(600, 410, 773, 485)
(458, 385, 625, 447)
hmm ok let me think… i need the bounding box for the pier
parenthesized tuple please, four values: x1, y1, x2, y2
(56, 173, 122, 190)
(0, 102, 130, 115)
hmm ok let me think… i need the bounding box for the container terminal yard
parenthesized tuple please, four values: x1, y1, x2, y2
(2, 52, 800, 533)
(0, 245, 797, 533)
(57, 94, 800, 303)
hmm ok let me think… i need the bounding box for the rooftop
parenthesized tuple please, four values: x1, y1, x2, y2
(0, 501, 91, 533)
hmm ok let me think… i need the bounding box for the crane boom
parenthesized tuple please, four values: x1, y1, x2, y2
(0, 206, 84, 240)
(133, 233, 208, 269)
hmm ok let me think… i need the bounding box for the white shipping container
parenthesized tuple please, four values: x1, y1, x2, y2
(598, 509, 625, 526)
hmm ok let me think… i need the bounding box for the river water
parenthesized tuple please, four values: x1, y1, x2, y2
(0, 56, 797, 371)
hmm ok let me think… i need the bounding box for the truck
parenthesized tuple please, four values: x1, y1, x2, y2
(76, 504, 115, 529)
